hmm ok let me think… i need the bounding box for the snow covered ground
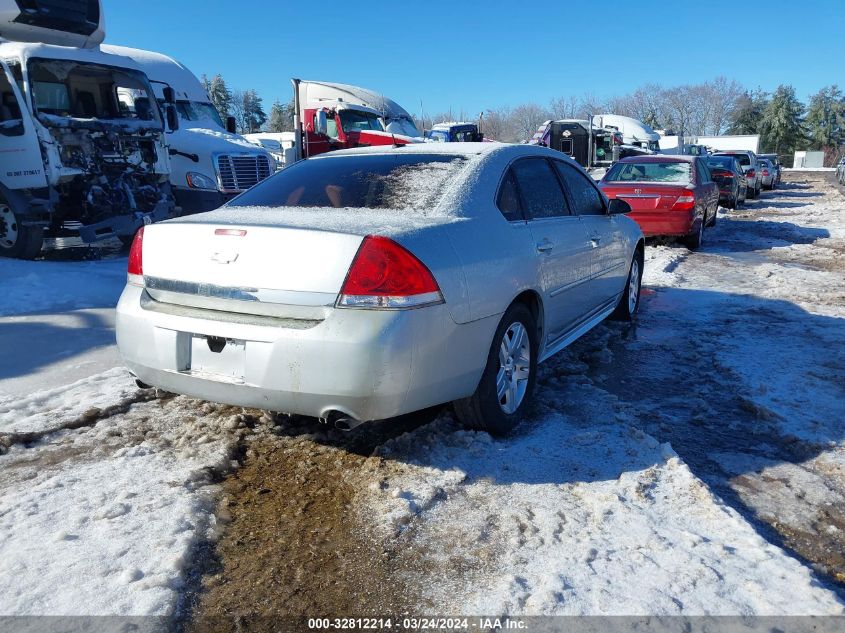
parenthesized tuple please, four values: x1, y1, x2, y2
(0, 176, 843, 619)
(357, 175, 845, 615)
(0, 241, 126, 399)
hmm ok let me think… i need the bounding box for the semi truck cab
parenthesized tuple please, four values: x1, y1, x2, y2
(0, 40, 175, 258)
(425, 122, 483, 143)
(102, 46, 276, 215)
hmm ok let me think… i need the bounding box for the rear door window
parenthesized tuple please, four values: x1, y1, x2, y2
(496, 169, 523, 221)
(510, 158, 570, 219)
(554, 161, 606, 216)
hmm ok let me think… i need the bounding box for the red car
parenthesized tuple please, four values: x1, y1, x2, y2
(599, 156, 719, 249)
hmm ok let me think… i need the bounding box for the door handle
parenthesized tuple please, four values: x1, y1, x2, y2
(536, 240, 554, 253)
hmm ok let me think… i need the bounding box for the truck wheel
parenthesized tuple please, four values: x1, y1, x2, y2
(0, 202, 43, 260)
(453, 303, 538, 436)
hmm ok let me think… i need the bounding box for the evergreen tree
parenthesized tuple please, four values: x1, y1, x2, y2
(201, 74, 233, 122)
(726, 89, 769, 135)
(244, 90, 267, 133)
(266, 100, 294, 132)
(805, 85, 845, 150)
(759, 85, 805, 154)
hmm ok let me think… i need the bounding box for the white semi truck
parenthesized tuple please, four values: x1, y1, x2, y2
(594, 114, 661, 152)
(0, 0, 176, 258)
(102, 46, 276, 214)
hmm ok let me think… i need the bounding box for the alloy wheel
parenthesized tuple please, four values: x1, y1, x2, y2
(496, 322, 531, 414)
(628, 258, 640, 315)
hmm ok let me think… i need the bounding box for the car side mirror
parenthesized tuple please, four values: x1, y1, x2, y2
(162, 86, 176, 104)
(226, 116, 237, 134)
(608, 198, 631, 215)
(165, 104, 179, 132)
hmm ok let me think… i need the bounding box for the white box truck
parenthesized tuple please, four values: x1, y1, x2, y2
(0, 0, 176, 258)
(102, 46, 276, 213)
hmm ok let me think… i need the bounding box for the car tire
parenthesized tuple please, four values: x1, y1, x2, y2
(683, 219, 704, 250)
(610, 250, 643, 322)
(707, 207, 717, 227)
(453, 303, 538, 437)
(0, 201, 43, 260)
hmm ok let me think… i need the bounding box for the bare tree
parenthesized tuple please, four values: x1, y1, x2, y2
(480, 107, 514, 142)
(511, 103, 551, 142)
(703, 77, 744, 134)
(577, 92, 607, 119)
(549, 95, 580, 120)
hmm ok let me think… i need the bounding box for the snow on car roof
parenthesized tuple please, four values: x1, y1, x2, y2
(319, 141, 566, 161)
(617, 155, 696, 163)
(431, 122, 478, 129)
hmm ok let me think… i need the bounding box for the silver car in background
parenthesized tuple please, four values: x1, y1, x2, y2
(758, 153, 782, 186)
(116, 144, 644, 435)
(758, 158, 776, 190)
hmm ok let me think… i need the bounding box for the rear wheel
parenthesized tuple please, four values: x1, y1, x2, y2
(610, 251, 643, 322)
(0, 201, 43, 260)
(683, 219, 704, 250)
(453, 303, 538, 436)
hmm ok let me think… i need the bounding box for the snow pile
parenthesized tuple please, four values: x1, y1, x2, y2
(0, 367, 136, 436)
(0, 371, 264, 616)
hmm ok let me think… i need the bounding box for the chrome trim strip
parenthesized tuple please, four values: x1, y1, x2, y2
(140, 291, 322, 330)
(592, 261, 626, 279)
(145, 276, 337, 307)
(549, 275, 591, 298)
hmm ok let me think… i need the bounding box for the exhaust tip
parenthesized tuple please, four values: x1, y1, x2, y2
(324, 410, 364, 432)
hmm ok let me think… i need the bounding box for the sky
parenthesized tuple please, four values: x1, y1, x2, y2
(103, 0, 841, 118)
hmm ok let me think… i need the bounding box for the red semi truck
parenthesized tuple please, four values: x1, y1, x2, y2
(287, 79, 423, 164)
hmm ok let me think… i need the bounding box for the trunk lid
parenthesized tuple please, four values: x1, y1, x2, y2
(140, 206, 447, 319)
(600, 183, 690, 212)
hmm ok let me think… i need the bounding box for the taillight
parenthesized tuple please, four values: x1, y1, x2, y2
(672, 195, 696, 211)
(127, 227, 144, 286)
(337, 235, 443, 309)
(762, 169, 770, 176)
(746, 169, 756, 179)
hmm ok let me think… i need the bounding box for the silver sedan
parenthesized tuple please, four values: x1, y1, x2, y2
(116, 143, 644, 435)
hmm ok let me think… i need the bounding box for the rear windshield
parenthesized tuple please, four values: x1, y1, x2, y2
(604, 161, 691, 183)
(228, 154, 468, 212)
(707, 157, 735, 170)
(719, 153, 750, 166)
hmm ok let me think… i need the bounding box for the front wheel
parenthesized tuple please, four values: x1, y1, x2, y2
(453, 303, 538, 436)
(610, 252, 643, 322)
(0, 202, 43, 260)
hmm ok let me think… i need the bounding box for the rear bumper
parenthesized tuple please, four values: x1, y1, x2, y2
(626, 210, 696, 237)
(116, 284, 494, 422)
